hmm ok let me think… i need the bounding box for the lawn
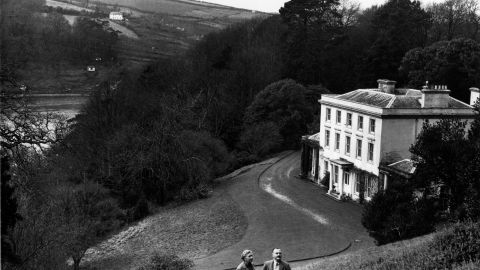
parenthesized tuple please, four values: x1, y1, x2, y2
(81, 183, 248, 270)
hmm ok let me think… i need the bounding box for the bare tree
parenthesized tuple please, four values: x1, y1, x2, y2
(0, 72, 68, 153)
(428, 0, 480, 41)
(339, 0, 360, 28)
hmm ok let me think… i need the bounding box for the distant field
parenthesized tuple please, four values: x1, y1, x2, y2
(104, 0, 268, 65)
(46, 0, 94, 12)
(48, 0, 268, 65)
(93, 0, 262, 20)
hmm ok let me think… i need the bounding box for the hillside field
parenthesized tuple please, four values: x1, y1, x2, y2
(27, 0, 269, 93)
(62, 0, 269, 66)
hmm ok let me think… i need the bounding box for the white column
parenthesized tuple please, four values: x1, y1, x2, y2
(311, 149, 316, 177)
(384, 174, 388, 190)
(328, 163, 334, 193)
(339, 166, 344, 196)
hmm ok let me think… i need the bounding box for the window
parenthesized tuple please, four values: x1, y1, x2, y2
(369, 118, 376, 133)
(344, 172, 350, 185)
(345, 135, 351, 155)
(335, 133, 340, 151)
(346, 113, 352, 127)
(326, 108, 331, 121)
(358, 116, 363, 130)
(368, 142, 374, 161)
(355, 179, 360, 193)
(333, 165, 339, 183)
(336, 110, 342, 124)
(356, 139, 362, 158)
(325, 130, 330, 147)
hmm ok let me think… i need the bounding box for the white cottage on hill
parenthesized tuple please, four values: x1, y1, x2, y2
(301, 79, 479, 202)
(109, 12, 123, 21)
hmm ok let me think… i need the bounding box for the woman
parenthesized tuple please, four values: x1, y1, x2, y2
(236, 249, 255, 270)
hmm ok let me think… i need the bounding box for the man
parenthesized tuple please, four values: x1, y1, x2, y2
(236, 249, 255, 270)
(262, 248, 291, 270)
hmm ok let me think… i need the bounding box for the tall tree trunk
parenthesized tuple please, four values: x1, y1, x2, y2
(73, 257, 81, 270)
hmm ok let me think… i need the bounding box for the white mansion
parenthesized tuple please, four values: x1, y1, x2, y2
(300, 80, 479, 201)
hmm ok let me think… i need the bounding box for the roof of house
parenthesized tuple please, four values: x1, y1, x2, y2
(379, 159, 417, 179)
(110, 12, 123, 16)
(387, 159, 416, 174)
(308, 132, 320, 142)
(330, 158, 353, 167)
(302, 132, 321, 147)
(335, 89, 471, 109)
(337, 89, 393, 107)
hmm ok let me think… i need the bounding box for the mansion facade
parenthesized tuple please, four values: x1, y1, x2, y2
(301, 80, 479, 201)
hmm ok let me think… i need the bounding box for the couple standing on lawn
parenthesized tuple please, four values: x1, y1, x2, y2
(236, 248, 291, 270)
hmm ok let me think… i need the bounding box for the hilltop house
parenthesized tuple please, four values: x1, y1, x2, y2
(301, 79, 479, 201)
(109, 11, 123, 21)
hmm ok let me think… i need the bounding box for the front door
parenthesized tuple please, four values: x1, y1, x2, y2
(332, 165, 339, 192)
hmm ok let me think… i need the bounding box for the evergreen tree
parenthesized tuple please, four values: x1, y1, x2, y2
(280, 0, 344, 86)
(400, 38, 480, 102)
(362, 0, 430, 83)
(243, 79, 312, 148)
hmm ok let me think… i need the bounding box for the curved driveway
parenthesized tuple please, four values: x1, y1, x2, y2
(194, 151, 373, 270)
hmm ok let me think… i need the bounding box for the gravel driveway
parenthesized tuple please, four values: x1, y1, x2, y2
(194, 151, 373, 270)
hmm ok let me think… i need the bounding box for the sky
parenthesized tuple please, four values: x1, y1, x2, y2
(199, 0, 447, 13)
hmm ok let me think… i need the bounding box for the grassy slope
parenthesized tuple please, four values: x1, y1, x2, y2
(81, 182, 248, 270)
(299, 225, 480, 270)
(298, 234, 435, 270)
(74, 0, 269, 65)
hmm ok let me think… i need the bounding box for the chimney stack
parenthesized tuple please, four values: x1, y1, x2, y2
(470, 87, 479, 106)
(377, 79, 396, 94)
(421, 84, 451, 108)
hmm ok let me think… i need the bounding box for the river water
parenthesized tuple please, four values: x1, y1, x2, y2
(28, 94, 90, 119)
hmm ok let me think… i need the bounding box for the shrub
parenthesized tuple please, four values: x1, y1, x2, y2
(178, 183, 212, 202)
(340, 194, 352, 202)
(132, 196, 150, 221)
(237, 121, 282, 158)
(137, 253, 193, 270)
(233, 150, 260, 168)
(362, 184, 436, 245)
